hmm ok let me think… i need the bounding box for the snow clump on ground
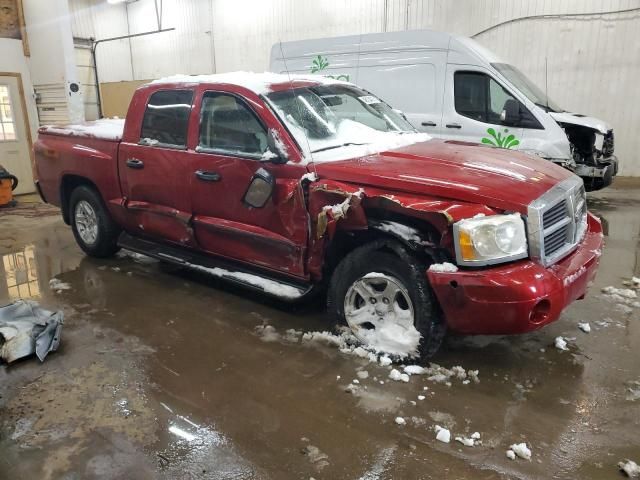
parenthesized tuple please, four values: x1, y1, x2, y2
(49, 278, 71, 293)
(506, 442, 531, 460)
(618, 459, 640, 478)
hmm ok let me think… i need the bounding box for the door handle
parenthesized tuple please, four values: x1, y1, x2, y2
(445, 123, 462, 129)
(195, 170, 221, 182)
(126, 158, 144, 169)
(421, 121, 437, 127)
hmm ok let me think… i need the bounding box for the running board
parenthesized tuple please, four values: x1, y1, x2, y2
(117, 232, 312, 301)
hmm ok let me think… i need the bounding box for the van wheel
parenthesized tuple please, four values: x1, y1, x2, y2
(69, 185, 120, 258)
(327, 241, 446, 360)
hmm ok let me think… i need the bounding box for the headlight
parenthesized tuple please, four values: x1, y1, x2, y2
(453, 214, 528, 266)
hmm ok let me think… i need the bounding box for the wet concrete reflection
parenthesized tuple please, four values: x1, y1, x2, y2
(0, 186, 639, 479)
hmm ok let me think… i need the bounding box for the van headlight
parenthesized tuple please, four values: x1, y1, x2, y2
(453, 214, 528, 266)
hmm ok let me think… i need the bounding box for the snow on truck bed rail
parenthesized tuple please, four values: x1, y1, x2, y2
(40, 118, 125, 141)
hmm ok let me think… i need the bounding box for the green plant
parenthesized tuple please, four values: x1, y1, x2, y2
(311, 55, 329, 73)
(481, 128, 520, 149)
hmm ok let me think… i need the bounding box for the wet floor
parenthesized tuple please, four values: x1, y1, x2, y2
(0, 186, 638, 480)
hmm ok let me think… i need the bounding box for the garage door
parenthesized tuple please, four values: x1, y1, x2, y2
(0, 75, 33, 195)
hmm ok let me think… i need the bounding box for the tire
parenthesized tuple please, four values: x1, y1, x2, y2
(327, 240, 446, 359)
(69, 185, 121, 258)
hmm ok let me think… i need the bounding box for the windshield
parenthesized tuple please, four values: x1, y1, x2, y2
(491, 63, 563, 113)
(266, 85, 417, 156)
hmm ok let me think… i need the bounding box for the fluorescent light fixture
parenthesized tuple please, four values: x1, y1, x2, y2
(107, 0, 127, 4)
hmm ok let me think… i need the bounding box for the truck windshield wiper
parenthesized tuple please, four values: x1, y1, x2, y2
(311, 142, 369, 153)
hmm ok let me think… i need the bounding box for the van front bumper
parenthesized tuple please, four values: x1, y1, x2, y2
(427, 213, 604, 335)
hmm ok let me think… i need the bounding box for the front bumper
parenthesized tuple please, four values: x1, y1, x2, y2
(427, 213, 604, 335)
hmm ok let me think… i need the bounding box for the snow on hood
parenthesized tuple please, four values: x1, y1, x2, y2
(151, 71, 352, 95)
(40, 118, 125, 141)
(549, 111, 611, 134)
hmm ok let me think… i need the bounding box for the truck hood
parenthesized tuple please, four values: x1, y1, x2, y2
(549, 111, 610, 134)
(312, 139, 575, 213)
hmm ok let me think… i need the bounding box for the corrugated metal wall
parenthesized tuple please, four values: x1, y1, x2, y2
(68, 0, 640, 175)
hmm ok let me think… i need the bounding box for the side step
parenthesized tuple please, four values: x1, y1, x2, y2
(117, 232, 312, 301)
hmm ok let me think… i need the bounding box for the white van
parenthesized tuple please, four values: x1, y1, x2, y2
(270, 30, 618, 190)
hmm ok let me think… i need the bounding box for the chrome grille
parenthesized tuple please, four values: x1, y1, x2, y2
(527, 177, 588, 266)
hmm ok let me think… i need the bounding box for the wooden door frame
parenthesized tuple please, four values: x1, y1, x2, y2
(0, 71, 35, 176)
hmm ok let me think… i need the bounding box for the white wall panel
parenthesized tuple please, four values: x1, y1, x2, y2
(68, 0, 640, 175)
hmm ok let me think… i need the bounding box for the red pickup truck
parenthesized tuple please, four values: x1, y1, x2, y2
(34, 73, 604, 358)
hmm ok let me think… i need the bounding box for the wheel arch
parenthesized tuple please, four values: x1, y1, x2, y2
(60, 175, 102, 225)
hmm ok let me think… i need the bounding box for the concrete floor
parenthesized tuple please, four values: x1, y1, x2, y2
(0, 182, 638, 480)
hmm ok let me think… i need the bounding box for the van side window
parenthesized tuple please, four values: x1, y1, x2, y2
(140, 90, 193, 147)
(454, 72, 517, 124)
(198, 92, 268, 158)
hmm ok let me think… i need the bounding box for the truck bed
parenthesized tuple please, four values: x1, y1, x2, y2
(34, 119, 124, 213)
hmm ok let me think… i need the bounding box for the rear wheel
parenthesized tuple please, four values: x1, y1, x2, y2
(327, 241, 446, 359)
(69, 185, 120, 258)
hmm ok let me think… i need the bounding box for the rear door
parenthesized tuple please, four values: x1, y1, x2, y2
(118, 89, 195, 246)
(188, 88, 309, 278)
(442, 66, 523, 148)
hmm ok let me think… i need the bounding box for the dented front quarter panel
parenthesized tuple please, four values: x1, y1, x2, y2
(306, 179, 496, 279)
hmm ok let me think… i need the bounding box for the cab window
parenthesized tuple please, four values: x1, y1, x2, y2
(454, 72, 517, 124)
(198, 92, 268, 158)
(140, 89, 193, 147)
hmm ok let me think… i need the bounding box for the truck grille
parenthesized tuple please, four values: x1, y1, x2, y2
(602, 129, 614, 157)
(527, 177, 588, 266)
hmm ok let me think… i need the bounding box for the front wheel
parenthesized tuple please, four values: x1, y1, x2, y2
(327, 241, 446, 360)
(69, 185, 121, 258)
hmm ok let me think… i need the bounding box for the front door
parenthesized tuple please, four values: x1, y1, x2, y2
(442, 65, 523, 149)
(0, 75, 33, 195)
(189, 90, 309, 278)
(118, 88, 195, 246)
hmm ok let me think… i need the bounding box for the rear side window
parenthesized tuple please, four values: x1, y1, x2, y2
(140, 90, 193, 147)
(198, 92, 267, 158)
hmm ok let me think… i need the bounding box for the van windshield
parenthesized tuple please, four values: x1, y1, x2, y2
(491, 63, 563, 113)
(266, 85, 417, 156)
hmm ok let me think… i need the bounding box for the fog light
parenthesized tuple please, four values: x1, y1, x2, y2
(530, 299, 551, 324)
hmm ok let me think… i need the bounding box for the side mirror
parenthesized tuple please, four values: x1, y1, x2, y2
(243, 168, 275, 208)
(265, 129, 288, 164)
(501, 99, 520, 126)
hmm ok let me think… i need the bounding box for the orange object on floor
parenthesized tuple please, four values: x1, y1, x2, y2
(0, 165, 18, 207)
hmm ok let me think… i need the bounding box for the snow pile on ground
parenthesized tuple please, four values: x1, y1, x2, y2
(434, 425, 451, 443)
(554, 336, 569, 351)
(578, 322, 591, 333)
(389, 369, 410, 383)
(302, 443, 330, 471)
(455, 432, 481, 447)
(601, 282, 640, 313)
(49, 278, 71, 293)
(619, 459, 640, 478)
(626, 379, 640, 402)
(41, 118, 125, 141)
(402, 363, 480, 386)
(428, 262, 459, 273)
(506, 442, 531, 461)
